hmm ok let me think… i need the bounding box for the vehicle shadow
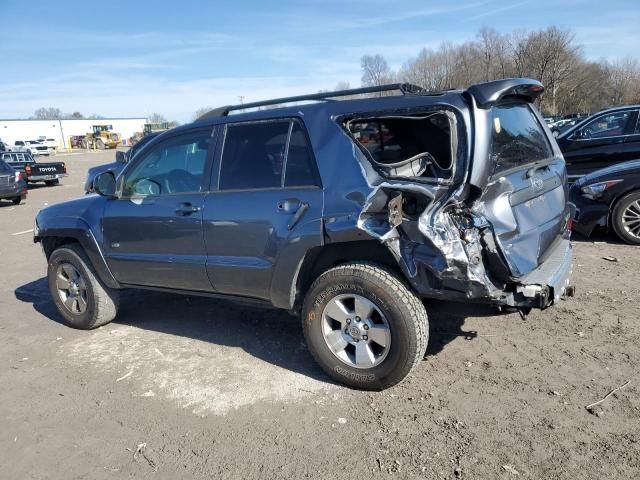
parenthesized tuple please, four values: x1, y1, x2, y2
(15, 278, 484, 380)
(15, 277, 332, 384)
(425, 300, 500, 355)
(570, 229, 630, 245)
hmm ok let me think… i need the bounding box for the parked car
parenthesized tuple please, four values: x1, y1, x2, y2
(9, 140, 50, 156)
(34, 78, 574, 390)
(550, 118, 578, 137)
(0, 158, 27, 205)
(556, 105, 640, 179)
(0, 152, 67, 186)
(84, 132, 160, 193)
(38, 136, 59, 154)
(569, 159, 640, 245)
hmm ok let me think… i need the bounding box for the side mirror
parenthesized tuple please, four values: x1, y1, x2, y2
(115, 150, 127, 164)
(94, 171, 117, 197)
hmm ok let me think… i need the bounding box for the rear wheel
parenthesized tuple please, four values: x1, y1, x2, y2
(12, 196, 22, 205)
(302, 262, 428, 390)
(612, 190, 640, 245)
(48, 244, 120, 329)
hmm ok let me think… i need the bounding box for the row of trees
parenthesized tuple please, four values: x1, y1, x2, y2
(361, 26, 640, 115)
(31, 108, 104, 120)
(31, 108, 178, 127)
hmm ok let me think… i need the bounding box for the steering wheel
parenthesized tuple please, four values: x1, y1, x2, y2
(164, 169, 199, 194)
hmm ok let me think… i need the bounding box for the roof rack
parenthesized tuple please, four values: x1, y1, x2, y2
(197, 83, 425, 120)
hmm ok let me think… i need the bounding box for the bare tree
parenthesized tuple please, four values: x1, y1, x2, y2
(361, 54, 394, 95)
(32, 107, 63, 120)
(193, 107, 214, 120)
(147, 112, 168, 124)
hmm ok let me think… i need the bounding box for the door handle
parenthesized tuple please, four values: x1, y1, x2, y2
(175, 203, 201, 215)
(277, 198, 301, 213)
(287, 202, 309, 230)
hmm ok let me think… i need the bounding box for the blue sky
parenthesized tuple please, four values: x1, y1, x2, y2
(1, 0, 638, 123)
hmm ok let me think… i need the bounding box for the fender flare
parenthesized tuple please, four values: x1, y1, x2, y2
(36, 218, 121, 290)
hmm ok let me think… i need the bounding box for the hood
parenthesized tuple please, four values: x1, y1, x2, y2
(576, 159, 640, 186)
(37, 193, 106, 229)
(87, 161, 122, 177)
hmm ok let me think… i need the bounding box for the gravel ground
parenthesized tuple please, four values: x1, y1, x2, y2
(1, 150, 638, 479)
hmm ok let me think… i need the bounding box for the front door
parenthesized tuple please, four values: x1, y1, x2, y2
(563, 109, 639, 177)
(102, 128, 215, 291)
(203, 119, 323, 302)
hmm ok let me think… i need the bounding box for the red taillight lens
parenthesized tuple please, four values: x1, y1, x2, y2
(566, 217, 573, 232)
(25, 165, 31, 174)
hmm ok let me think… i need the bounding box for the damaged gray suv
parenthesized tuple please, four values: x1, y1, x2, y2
(34, 78, 574, 390)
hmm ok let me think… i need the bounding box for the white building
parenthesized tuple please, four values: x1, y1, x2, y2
(0, 118, 147, 149)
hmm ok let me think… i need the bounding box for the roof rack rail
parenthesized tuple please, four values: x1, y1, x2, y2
(197, 83, 425, 120)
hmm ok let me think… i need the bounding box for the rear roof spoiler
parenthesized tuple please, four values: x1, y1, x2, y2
(466, 78, 544, 109)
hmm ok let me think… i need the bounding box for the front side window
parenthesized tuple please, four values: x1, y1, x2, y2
(490, 104, 553, 174)
(581, 111, 632, 138)
(123, 131, 211, 196)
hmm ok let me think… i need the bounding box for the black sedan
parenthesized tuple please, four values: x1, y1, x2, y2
(557, 105, 640, 180)
(569, 159, 640, 244)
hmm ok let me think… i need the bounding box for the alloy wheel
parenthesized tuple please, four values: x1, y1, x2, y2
(622, 200, 640, 240)
(56, 263, 88, 315)
(321, 293, 391, 369)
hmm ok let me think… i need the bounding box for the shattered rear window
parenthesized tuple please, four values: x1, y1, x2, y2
(346, 113, 453, 179)
(490, 104, 553, 174)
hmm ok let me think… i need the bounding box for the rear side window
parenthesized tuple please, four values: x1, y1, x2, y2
(491, 104, 553, 174)
(219, 120, 318, 190)
(284, 122, 318, 187)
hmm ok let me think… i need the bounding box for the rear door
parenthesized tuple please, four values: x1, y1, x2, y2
(473, 102, 570, 278)
(203, 118, 323, 302)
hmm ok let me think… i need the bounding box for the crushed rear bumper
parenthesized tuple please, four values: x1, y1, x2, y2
(510, 237, 574, 309)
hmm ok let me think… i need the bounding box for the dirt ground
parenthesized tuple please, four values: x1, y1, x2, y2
(1, 150, 638, 479)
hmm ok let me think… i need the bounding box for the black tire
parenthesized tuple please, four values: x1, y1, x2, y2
(47, 244, 120, 329)
(45, 179, 59, 186)
(302, 262, 428, 390)
(611, 190, 640, 245)
(95, 139, 105, 150)
(12, 196, 22, 205)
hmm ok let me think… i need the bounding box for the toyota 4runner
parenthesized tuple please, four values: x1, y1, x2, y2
(34, 78, 574, 390)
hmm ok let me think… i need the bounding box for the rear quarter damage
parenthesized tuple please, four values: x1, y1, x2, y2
(312, 93, 573, 311)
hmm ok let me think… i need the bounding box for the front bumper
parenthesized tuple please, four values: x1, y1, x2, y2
(28, 173, 68, 181)
(512, 237, 574, 308)
(568, 189, 609, 237)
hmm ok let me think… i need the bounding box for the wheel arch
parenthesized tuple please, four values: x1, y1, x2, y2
(38, 227, 120, 289)
(288, 240, 406, 312)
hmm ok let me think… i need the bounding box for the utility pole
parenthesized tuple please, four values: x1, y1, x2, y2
(238, 96, 245, 105)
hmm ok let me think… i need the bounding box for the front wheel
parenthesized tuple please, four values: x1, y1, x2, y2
(48, 244, 120, 329)
(612, 191, 640, 245)
(302, 262, 428, 390)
